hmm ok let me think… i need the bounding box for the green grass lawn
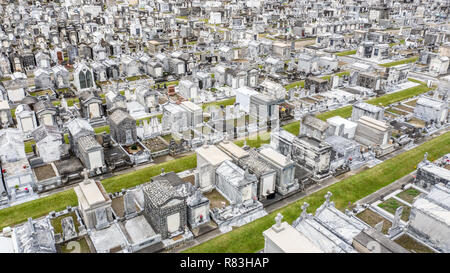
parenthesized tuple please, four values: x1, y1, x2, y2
(316, 105, 353, 121)
(396, 188, 421, 204)
(285, 80, 305, 90)
(136, 114, 163, 124)
(394, 234, 434, 253)
(284, 71, 350, 91)
(378, 198, 411, 221)
(368, 84, 431, 107)
(102, 154, 197, 193)
(93, 125, 110, 134)
(380, 56, 419, 68)
(126, 75, 147, 82)
(356, 209, 392, 234)
(386, 108, 407, 116)
(161, 134, 173, 143)
(316, 80, 432, 121)
(0, 153, 197, 230)
(0, 189, 78, 230)
(202, 98, 236, 110)
(389, 39, 405, 47)
(24, 141, 35, 153)
(234, 132, 271, 148)
(335, 50, 356, 56)
(183, 131, 450, 253)
(282, 121, 300, 135)
(407, 78, 426, 85)
(50, 211, 80, 234)
(52, 97, 79, 107)
(153, 80, 179, 89)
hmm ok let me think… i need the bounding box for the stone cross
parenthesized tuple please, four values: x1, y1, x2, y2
(275, 213, 283, 227)
(423, 152, 428, 163)
(325, 191, 332, 205)
(301, 202, 309, 217)
(81, 168, 90, 184)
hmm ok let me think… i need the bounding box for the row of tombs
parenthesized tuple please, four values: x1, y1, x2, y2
(2, 151, 449, 253)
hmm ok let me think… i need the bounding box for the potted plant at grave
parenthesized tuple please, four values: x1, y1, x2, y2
(14, 185, 19, 192)
(131, 144, 137, 150)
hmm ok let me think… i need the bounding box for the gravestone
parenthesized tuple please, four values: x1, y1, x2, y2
(272, 213, 284, 232)
(388, 206, 403, 238)
(123, 191, 137, 219)
(95, 208, 109, 230)
(62, 216, 77, 241)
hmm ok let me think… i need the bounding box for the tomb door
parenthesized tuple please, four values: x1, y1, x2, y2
(0, 111, 7, 124)
(79, 71, 87, 89)
(146, 96, 155, 107)
(14, 58, 21, 71)
(261, 174, 275, 196)
(40, 59, 47, 68)
(89, 103, 100, 118)
(20, 116, 34, 132)
(94, 208, 108, 229)
(42, 113, 53, 126)
(155, 67, 162, 77)
(199, 165, 211, 189)
(112, 69, 118, 79)
(85, 70, 93, 88)
(167, 212, 180, 234)
(241, 184, 252, 201)
(101, 71, 107, 82)
(125, 129, 133, 145)
(239, 77, 245, 87)
(57, 75, 64, 87)
(88, 150, 103, 170)
(0, 61, 8, 73)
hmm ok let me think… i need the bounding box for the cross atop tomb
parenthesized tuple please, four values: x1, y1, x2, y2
(422, 152, 428, 163)
(81, 168, 90, 184)
(301, 202, 309, 217)
(275, 213, 283, 227)
(325, 191, 332, 205)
